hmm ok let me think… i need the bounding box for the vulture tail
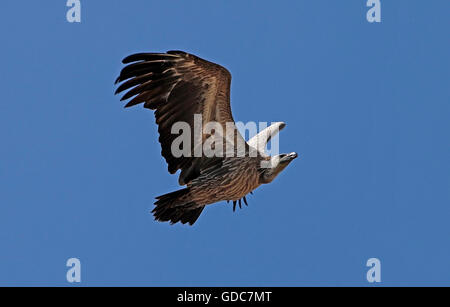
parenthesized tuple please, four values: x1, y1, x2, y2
(152, 188, 204, 225)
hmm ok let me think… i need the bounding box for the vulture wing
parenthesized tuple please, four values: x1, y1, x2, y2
(115, 50, 248, 185)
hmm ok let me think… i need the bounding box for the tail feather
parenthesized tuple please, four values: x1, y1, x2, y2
(152, 188, 205, 225)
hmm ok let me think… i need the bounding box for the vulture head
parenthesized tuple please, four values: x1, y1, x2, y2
(260, 152, 298, 184)
(246, 122, 298, 184)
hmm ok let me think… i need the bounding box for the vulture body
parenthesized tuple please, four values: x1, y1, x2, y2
(115, 51, 297, 225)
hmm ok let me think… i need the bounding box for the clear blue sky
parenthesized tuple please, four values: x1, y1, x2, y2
(0, 1, 449, 286)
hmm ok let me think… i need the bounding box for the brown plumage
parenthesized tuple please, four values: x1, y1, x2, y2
(115, 50, 297, 225)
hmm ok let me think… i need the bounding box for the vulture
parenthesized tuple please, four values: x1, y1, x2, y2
(115, 51, 297, 225)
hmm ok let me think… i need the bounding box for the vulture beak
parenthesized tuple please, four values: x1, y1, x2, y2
(280, 152, 298, 163)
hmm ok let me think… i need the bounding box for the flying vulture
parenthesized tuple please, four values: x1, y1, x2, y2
(115, 51, 297, 225)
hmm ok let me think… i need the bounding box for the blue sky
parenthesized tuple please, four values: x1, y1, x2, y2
(0, 1, 449, 286)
